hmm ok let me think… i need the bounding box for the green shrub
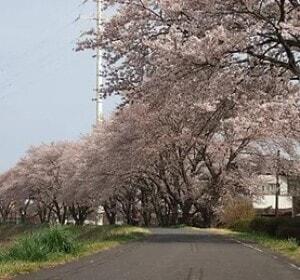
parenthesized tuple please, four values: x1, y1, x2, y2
(5, 227, 79, 262)
(276, 226, 300, 242)
(230, 219, 252, 232)
(244, 217, 300, 242)
(38, 227, 77, 254)
(249, 217, 283, 235)
(8, 237, 47, 261)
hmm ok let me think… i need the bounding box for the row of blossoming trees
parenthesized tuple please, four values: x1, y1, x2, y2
(1, 0, 300, 227)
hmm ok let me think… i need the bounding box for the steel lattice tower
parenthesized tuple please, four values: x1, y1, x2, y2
(94, 0, 104, 124)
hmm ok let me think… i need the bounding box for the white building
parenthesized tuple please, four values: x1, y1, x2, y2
(253, 174, 293, 212)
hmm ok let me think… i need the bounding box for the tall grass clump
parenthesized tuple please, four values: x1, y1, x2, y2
(220, 198, 256, 231)
(5, 227, 79, 262)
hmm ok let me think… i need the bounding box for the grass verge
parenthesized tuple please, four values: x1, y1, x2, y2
(0, 225, 149, 279)
(196, 228, 300, 265)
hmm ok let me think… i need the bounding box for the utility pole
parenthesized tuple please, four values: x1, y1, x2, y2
(275, 150, 280, 217)
(93, 0, 104, 124)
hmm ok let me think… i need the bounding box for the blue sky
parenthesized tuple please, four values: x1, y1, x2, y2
(0, 0, 119, 172)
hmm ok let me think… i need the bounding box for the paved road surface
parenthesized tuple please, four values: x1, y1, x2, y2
(16, 227, 300, 280)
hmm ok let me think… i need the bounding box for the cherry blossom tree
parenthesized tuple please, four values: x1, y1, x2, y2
(13, 142, 72, 224)
(0, 170, 16, 223)
(75, 0, 300, 226)
(1, 0, 299, 228)
(96, 71, 299, 225)
(59, 139, 101, 225)
(78, 0, 300, 103)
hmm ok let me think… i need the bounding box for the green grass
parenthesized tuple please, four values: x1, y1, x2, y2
(0, 225, 149, 279)
(0, 224, 46, 249)
(228, 230, 300, 263)
(2, 227, 80, 262)
(194, 228, 300, 265)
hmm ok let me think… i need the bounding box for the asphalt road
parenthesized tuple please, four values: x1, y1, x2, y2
(16, 227, 300, 280)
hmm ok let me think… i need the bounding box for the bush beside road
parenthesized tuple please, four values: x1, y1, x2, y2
(0, 225, 149, 279)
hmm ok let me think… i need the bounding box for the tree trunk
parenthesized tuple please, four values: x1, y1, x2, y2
(69, 204, 92, 226)
(140, 188, 152, 227)
(104, 199, 117, 225)
(170, 203, 179, 226)
(181, 199, 194, 226)
(0, 202, 13, 224)
(53, 200, 68, 225)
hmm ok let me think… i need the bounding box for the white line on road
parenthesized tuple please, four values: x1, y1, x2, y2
(229, 238, 300, 271)
(229, 239, 263, 253)
(289, 264, 300, 271)
(243, 244, 264, 253)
